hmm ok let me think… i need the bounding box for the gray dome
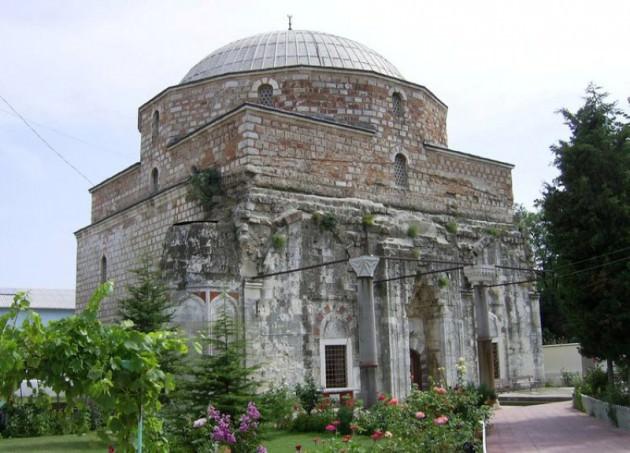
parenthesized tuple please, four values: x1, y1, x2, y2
(182, 30, 403, 83)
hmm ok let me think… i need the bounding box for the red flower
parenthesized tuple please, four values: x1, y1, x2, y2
(108, 447, 115, 453)
(434, 415, 449, 425)
(295, 445, 302, 452)
(377, 393, 387, 401)
(325, 424, 337, 432)
(415, 411, 426, 419)
(371, 430, 385, 441)
(387, 397, 399, 406)
(433, 386, 447, 395)
(342, 435, 352, 443)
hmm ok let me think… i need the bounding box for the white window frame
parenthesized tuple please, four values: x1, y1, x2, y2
(320, 338, 353, 392)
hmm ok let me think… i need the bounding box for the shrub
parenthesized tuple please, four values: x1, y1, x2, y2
(295, 376, 320, 415)
(407, 225, 419, 238)
(290, 412, 333, 433)
(257, 386, 298, 430)
(362, 213, 375, 227)
(354, 387, 490, 453)
(188, 167, 223, 210)
(445, 221, 458, 234)
(271, 233, 287, 250)
(437, 276, 449, 289)
(320, 213, 337, 231)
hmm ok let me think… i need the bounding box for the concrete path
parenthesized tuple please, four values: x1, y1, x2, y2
(487, 401, 630, 452)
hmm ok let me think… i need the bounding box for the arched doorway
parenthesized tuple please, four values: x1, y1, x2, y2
(410, 349, 423, 389)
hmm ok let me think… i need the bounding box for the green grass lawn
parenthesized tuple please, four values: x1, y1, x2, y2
(0, 432, 108, 452)
(0, 431, 380, 452)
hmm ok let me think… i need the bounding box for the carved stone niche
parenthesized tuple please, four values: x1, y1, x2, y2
(407, 278, 439, 318)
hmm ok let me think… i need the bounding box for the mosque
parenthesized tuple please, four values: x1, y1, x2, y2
(75, 29, 544, 397)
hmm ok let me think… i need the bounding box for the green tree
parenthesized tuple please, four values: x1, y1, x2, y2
(118, 258, 176, 333)
(176, 309, 259, 419)
(541, 84, 630, 382)
(514, 205, 570, 343)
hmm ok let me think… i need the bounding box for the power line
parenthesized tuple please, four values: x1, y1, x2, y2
(0, 94, 93, 184)
(251, 258, 349, 279)
(484, 254, 630, 289)
(0, 107, 126, 158)
(374, 266, 463, 285)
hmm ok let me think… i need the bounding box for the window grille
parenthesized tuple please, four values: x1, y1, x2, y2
(325, 344, 348, 388)
(258, 84, 273, 106)
(392, 92, 403, 117)
(394, 154, 409, 188)
(492, 342, 500, 379)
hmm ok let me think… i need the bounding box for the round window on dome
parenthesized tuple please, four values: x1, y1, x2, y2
(258, 84, 273, 106)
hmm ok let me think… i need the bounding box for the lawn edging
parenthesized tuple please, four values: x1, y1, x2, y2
(579, 393, 630, 430)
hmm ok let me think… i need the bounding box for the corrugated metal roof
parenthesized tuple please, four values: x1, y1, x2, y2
(0, 288, 75, 310)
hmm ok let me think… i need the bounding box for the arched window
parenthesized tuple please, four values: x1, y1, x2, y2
(151, 110, 160, 144)
(392, 92, 404, 118)
(257, 84, 273, 106)
(100, 255, 107, 284)
(394, 153, 409, 188)
(151, 167, 159, 192)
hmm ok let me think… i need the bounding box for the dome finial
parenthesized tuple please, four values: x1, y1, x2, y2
(287, 14, 293, 31)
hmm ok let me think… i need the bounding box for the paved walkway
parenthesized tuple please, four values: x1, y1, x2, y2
(487, 401, 630, 452)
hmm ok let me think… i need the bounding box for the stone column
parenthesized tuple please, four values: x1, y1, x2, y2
(349, 255, 380, 408)
(463, 265, 496, 389)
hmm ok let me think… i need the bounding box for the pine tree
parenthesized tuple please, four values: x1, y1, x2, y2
(175, 307, 259, 419)
(118, 258, 176, 332)
(541, 84, 630, 381)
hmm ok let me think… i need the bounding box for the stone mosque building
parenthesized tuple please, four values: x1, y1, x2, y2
(75, 29, 544, 398)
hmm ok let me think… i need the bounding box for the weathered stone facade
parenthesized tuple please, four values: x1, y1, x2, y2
(76, 30, 543, 396)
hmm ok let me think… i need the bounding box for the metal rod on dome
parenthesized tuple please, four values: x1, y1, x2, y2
(287, 15, 293, 31)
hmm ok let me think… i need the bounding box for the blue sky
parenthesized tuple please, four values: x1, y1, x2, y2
(1, 0, 628, 289)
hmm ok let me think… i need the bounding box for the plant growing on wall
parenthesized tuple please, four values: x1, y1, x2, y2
(271, 233, 287, 250)
(362, 213, 375, 227)
(445, 221, 458, 235)
(188, 167, 224, 210)
(407, 224, 419, 238)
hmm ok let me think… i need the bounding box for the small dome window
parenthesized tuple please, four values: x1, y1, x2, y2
(258, 84, 273, 107)
(392, 92, 404, 117)
(151, 110, 160, 144)
(100, 255, 108, 284)
(151, 167, 159, 192)
(394, 153, 409, 188)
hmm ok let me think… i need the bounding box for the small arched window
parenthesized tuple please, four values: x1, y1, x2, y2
(257, 84, 273, 106)
(392, 92, 404, 118)
(100, 255, 108, 284)
(151, 167, 159, 192)
(394, 153, 409, 188)
(151, 110, 160, 144)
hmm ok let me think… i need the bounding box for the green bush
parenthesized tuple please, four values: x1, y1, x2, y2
(445, 221, 458, 234)
(271, 233, 287, 250)
(0, 393, 102, 438)
(290, 413, 332, 433)
(407, 225, 419, 238)
(354, 387, 490, 453)
(294, 376, 320, 415)
(257, 386, 298, 430)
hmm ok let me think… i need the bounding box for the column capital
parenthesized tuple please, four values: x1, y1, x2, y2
(463, 264, 496, 285)
(349, 255, 380, 278)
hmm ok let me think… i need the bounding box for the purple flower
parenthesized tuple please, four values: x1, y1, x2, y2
(247, 401, 261, 420)
(257, 446, 267, 453)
